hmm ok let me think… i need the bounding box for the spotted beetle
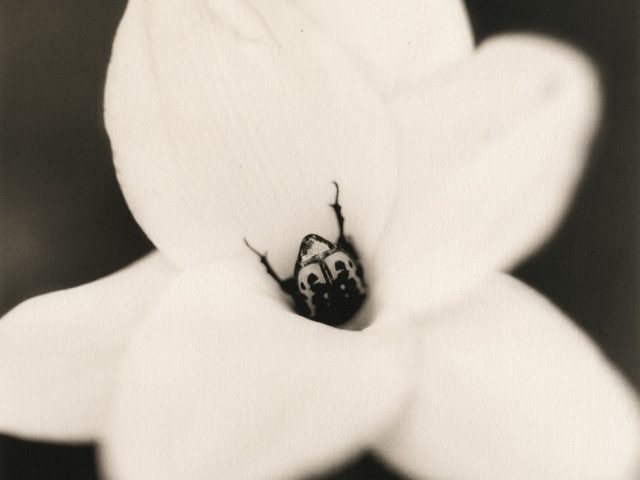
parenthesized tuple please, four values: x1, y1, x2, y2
(244, 182, 366, 327)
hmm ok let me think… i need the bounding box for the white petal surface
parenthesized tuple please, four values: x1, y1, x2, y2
(103, 262, 415, 480)
(0, 253, 177, 441)
(375, 35, 601, 314)
(105, 0, 397, 273)
(376, 274, 640, 480)
(292, 0, 473, 95)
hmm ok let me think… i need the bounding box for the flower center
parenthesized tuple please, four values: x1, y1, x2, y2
(244, 182, 367, 327)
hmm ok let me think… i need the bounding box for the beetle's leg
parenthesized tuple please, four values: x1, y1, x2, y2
(330, 182, 363, 268)
(243, 238, 295, 295)
(329, 181, 346, 244)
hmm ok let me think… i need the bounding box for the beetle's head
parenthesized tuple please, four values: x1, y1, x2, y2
(296, 234, 334, 265)
(294, 235, 334, 297)
(294, 235, 365, 322)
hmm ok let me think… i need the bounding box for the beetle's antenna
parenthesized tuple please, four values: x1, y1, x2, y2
(243, 238, 288, 291)
(329, 181, 346, 243)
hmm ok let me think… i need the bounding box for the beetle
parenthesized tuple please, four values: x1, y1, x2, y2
(244, 182, 366, 327)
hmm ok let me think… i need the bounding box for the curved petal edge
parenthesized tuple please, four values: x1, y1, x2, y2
(376, 274, 640, 480)
(377, 34, 601, 313)
(0, 252, 177, 441)
(102, 262, 416, 480)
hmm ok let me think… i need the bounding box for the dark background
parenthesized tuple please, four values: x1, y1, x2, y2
(1, 1, 637, 479)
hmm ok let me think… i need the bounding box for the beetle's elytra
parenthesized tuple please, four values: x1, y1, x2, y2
(244, 182, 366, 327)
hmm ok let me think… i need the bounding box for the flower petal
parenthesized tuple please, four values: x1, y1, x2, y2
(102, 262, 415, 480)
(376, 274, 640, 480)
(375, 35, 600, 314)
(0, 252, 177, 441)
(291, 0, 473, 95)
(105, 0, 397, 273)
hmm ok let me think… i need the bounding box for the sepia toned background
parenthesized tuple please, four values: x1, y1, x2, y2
(1, 1, 638, 478)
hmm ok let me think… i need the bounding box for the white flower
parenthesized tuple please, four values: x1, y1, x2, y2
(1, 1, 639, 479)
